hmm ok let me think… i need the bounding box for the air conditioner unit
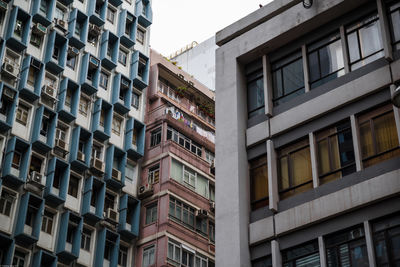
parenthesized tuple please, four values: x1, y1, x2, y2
(56, 18, 66, 29)
(350, 228, 363, 240)
(91, 158, 105, 173)
(42, 85, 57, 99)
(30, 58, 42, 70)
(138, 184, 153, 199)
(121, 78, 130, 89)
(2, 62, 18, 77)
(55, 138, 67, 151)
(29, 171, 43, 185)
(89, 55, 99, 68)
(209, 201, 215, 212)
(106, 208, 118, 222)
(2, 87, 16, 100)
(195, 209, 208, 218)
(0, 0, 8, 12)
(77, 151, 85, 162)
(112, 168, 121, 181)
(89, 24, 101, 36)
(68, 46, 79, 57)
(33, 23, 47, 35)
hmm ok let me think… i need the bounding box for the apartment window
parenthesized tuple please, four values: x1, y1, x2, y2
(145, 203, 157, 224)
(132, 92, 140, 108)
(41, 210, 54, 234)
(138, 58, 146, 78)
(40, 0, 48, 15)
(25, 205, 36, 227)
(282, 240, 320, 267)
(148, 165, 159, 184)
(150, 128, 161, 147)
(388, 1, 400, 50)
(167, 127, 202, 157)
(112, 115, 123, 136)
(56, 123, 68, 141)
(65, 89, 72, 108)
(12, 249, 27, 267)
(92, 143, 103, 160)
(104, 192, 116, 211)
(137, 28, 145, 45)
(68, 175, 79, 198)
(168, 240, 181, 263)
(308, 31, 344, 89)
(205, 150, 215, 164)
(247, 62, 264, 118)
(27, 66, 37, 87)
(66, 224, 76, 244)
(16, 103, 29, 126)
(141, 1, 147, 16)
(326, 226, 369, 266)
(52, 46, 60, 61)
(183, 167, 196, 188)
(44, 74, 57, 88)
(358, 104, 400, 168)
(0, 189, 16, 217)
(209, 222, 215, 242)
(79, 95, 90, 116)
(14, 20, 23, 37)
(12, 151, 21, 170)
(30, 33, 42, 48)
(142, 245, 155, 267)
(75, 22, 81, 37)
(125, 162, 135, 183)
(272, 50, 304, 106)
(253, 256, 272, 267)
(119, 245, 128, 267)
(81, 228, 92, 251)
(54, 5, 65, 20)
(100, 71, 109, 89)
(119, 48, 128, 66)
(316, 120, 356, 184)
(249, 156, 268, 211)
(40, 113, 50, 137)
(169, 197, 195, 228)
(106, 7, 115, 23)
(66, 54, 77, 70)
(372, 213, 400, 266)
(278, 138, 312, 200)
(346, 13, 384, 71)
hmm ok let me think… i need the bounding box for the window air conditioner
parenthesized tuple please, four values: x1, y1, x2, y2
(112, 168, 121, 181)
(89, 55, 99, 68)
(106, 208, 118, 222)
(42, 85, 57, 99)
(55, 138, 67, 151)
(91, 158, 105, 173)
(77, 151, 85, 162)
(138, 184, 153, 199)
(3, 87, 16, 100)
(121, 78, 130, 89)
(195, 209, 208, 218)
(33, 23, 47, 35)
(2, 62, 18, 77)
(29, 171, 44, 185)
(30, 58, 42, 70)
(68, 46, 79, 57)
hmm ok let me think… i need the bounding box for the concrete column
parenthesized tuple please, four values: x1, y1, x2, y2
(376, 0, 393, 61)
(350, 115, 363, 171)
(391, 84, 400, 143)
(302, 45, 311, 92)
(267, 139, 279, 212)
(309, 132, 319, 188)
(364, 221, 377, 267)
(263, 55, 274, 117)
(318, 236, 327, 267)
(340, 26, 350, 74)
(271, 240, 282, 267)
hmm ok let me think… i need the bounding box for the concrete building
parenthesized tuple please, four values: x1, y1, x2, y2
(170, 36, 217, 91)
(0, 0, 152, 266)
(136, 49, 215, 267)
(215, 0, 400, 266)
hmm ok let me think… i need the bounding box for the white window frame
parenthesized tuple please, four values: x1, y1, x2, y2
(100, 70, 110, 90)
(142, 245, 155, 267)
(0, 187, 17, 217)
(15, 101, 31, 126)
(112, 114, 123, 136)
(106, 6, 116, 23)
(79, 94, 91, 117)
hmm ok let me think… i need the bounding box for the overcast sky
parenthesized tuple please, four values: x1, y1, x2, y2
(149, 0, 273, 57)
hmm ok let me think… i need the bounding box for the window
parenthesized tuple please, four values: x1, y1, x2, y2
(92, 143, 103, 160)
(40, 0, 48, 15)
(282, 240, 320, 267)
(372, 213, 400, 266)
(79, 95, 90, 116)
(56, 123, 68, 141)
(182, 249, 195, 267)
(358, 104, 400, 168)
(41, 210, 54, 234)
(167, 127, 202, 156)
(169, 197, 195, 228)
(12, 151, 21, 170)
(119, 48, 128, 66)
(125, 162, 136, 183)
(27, 66, 37, 87)
(52, 46, 60, 61)
(253, 256, 272, 267)
(44, 74, 57, 88)
(25, 205, 36, 227)
(81, 228, 92, 251)
(30, 33, 42, 47)
(246, 61, 264, 118)
(0, 189, 16, 217)
(138, 58, 146, 78)
(307, 31, 344, 89)
(14, 20, 23, 37)
(316, 120, 356, 184)
(12, 249, 27, 267)
(145, 203, 157, 224)
(66, 54, 77, 70)
(141, 1, 147, 16)
(137, 28, 145, 45)
(40, 113, 50, 137)
(183, 167, 196, 188)
(66, 224, 76, 244)
(346, 13, 384, 71)
(150, 128, 162, 147)
(388, 1, 400, 50)
(106, 7, 115, 23)
(65, 89, 72, 108)
(249, 156, 268, 211)
(68, 175, 79, 198)
(168, 240, 181, 264)
(132, 92, 140, 109)
(119, 245, 128, 267)
(272, 50, 304, 106)
(100, 71, 109, 89)
(326, 226, 369, 266)
(112, 115, 123, 136)
(278, 138, 312, 200)
(205, 150, 215, 164)
(142, 245, 155, 267)
(148, 165, 159, 184)
(104, 192, 116, 211)
(209, 222, 215, 242)
(75, 22, 81, 37)
(16, 103, 29, 126)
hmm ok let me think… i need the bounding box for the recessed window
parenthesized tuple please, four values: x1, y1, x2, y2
(253, 256, 272, 267)
(246, 60, 264, 118)
(167, 127, 202, 157)
(169, 197, 195, 228)
(81, 228, 92, 251)
(142, 245, 155, 267)
(147, 165, 159, 184)
(100, 71, 109, 89)
(112, 115, 123, 136)
(249, 156, 268, 211)
(106, 7, 115, 23)
(41, 210, 54, 234)
(145, 203, 157, 224)
(54, 5, 66, 20)
(30, 33, 42, 47)
(79, 95, 90, 116)
(68, 175, 80, 198)
(12, 151, 21, 170)
(16, 103, 30, 126)
(0, 189, 16, 217)
(282, 240, 320, 266)
(118, 48, 128, 66)
(150, 128, 161, 147)
(138, 58, 146, 79)
(14, 20, 23, 37)
(132, 92, 140, 109)
(119, 245, 128, 267)
(388, 1, 400, 50)
(66, 54, 77, 70)
(12, 249, 28, 267)
(137, 28, 145, 45)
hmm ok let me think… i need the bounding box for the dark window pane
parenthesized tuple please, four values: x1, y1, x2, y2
(347, 32, 360, 63)
(282, 58, 304, 95)
(308, 51, 320, 82)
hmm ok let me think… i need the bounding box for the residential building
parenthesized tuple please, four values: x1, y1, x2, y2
(215, 0, 400, 266)
(136, 49, 215, 267)
(0, 0, 152, 266)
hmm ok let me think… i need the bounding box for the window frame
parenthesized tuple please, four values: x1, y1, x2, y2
(150, 128, 162, 147)
(142, 245, 155, 267)
(147, 165, 160, 184)
(145, 203, 158, 225)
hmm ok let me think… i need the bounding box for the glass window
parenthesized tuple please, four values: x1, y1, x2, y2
(0, 189, 16, 217)
(282, 240, 320, 267)
(106, 7, 115, 23)
(54, 6, 65, 20)
(138, 58, 146, 78)
(346, 13, 384, 71)
(16, 103, 29, 126)
(168, 239, 181, 263)
(79, 96, 90, 116)
(68, 175, 79, 198)
(388, 1, 400, 50)
(326, 226, 369, 267)
(40, 0, 48, 15)
(81, 228, 92, 251)
(150, 128, 161, 147)
(166, 126, 202, 157)
(278, 138, 312, 200)
(66, 54, 77, 70)
(148, 165, 159, 184)
(358, 104, 400, 168)
(119, 245, 128, 267)
(112, 115, 123, 136)
(169, 197, 195, 228)
(247, 64, 265, 118)
(249, 156, 269, 211)
(316, 120, 356, 184)
(125, 162, 135, 183)
(30, 33, 42, 47)
(272, 50, 305, 106)
(12, 249, 27, 267)
(119, 49, 128, 66)
(142, 245, 155, 267)
(253, 256, 272, 267)
(137, 28, 145, 45)
(145, 203, 158, 224)
(132, 92, 140, 108)
(41, 210, 54, 234)
(308, 32, 345, 89)
(100, 71, 109, 89)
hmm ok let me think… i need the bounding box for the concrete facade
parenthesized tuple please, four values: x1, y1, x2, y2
(215, 0, 400, 266)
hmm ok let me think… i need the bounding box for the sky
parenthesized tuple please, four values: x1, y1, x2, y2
(150, 0, 273, 57)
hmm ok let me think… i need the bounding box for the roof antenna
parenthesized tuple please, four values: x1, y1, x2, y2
(303, 0, 313, 9)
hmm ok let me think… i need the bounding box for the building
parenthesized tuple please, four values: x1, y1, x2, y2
(136, 49, 215, 267)
(170, 36, 217, 91)
(0, 0, 152, 266)
(215, 0, 400, 266)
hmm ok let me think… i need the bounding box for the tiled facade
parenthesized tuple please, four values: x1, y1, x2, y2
(136, 50, 215, 267)
(0, 0, 152, 266)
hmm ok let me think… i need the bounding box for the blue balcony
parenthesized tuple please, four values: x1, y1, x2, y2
(100, 30, 118, 69)
(14, 192, 44, 245)
(94, 228, 120, 267)
(125, 117, 145, 160)
(118, 10, 137, 48)
(104, 145, 126, 189)
(18, 56, 44, 102)
(32, 249, 57, 267)
(31, 0, 55, 26)
(57, 78, 79, 122)
(0, 83, 18, 133)
(112, 74, 131, 115)
(44, 30, 68, 74)
(87, 0, 106, 26)
(67, 8, 87, 49)
(70, 126, 92, 171)
(79, 53, 100, 95)
(118, 194, 140, 239)
(130, 51, 149, 90)
(44, 157, 69, 206)
(82, 176, 105, 222)
(135, 0, 152, 28)
(0, 232, 14, 266)
(56, 211, 83, 262)
(92, 98, 112, 141)
(1, 136, 31, 186)
(5, 6, 31, 52)
(31, 105, 57, 153)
